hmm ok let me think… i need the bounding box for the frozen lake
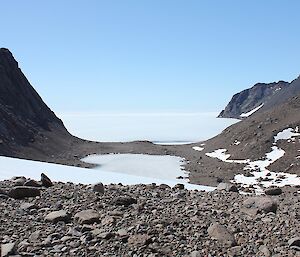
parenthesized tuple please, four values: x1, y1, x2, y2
(0, 112, 236, 190)
(0, 156, 215, 191)
(59, 112, 238, 143)
(82, 154, 187, 180)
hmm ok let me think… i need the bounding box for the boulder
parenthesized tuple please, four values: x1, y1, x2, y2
(207, 223, 236, 247)
(112, 196, 137, 207)
(242, 197, 277, 214)
(217, 183, 238, 192)
(45, 210, 71, 223)
(8, 186, 40, 199)
(92, 182, 104, 194)
(41, 173, 53, 187)
(74, 209, 100, 224)
(264, 187, 282, 196)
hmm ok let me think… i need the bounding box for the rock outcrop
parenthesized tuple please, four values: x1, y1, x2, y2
(0, 48, 87, 163)
(218, 76, 300, 119)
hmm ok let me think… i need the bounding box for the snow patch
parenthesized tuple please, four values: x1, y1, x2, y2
(240, 103, 264, 118)
(205, 149, 249, 164)
(274, 128, 300, 142)
(192, 146, 204, 152)
(233, 140, 241, 145)
(205, 127, 300, 192)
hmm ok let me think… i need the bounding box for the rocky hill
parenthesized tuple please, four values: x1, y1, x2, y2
(0, 48, 81, 159)
(218, 76, 300, 119)
(189, 92, 300, 190)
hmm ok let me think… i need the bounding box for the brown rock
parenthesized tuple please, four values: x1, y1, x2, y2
(128, 234, 152, 247)
(74, 209, 100, 224)
(45, 210, 71, 223)
(8, 186, 40, 199)
(207, 223, 236, 247)
(24, 179, 42, 187)
(264, 187, 282, 196)
(243, 197, 277, 214)
(41, 173, 53, 187)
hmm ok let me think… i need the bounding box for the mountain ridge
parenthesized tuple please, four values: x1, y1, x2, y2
(218, 76, 300, 119)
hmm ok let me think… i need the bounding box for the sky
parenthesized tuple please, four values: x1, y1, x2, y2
(1, 0, 300, 113)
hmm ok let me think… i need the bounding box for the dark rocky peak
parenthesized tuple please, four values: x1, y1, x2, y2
(218, 80, 291, 119)
(0, 48, 63, 129)
(0, 48, 68, 155)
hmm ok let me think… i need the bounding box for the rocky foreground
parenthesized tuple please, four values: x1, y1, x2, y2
(0, 176, 300, 257)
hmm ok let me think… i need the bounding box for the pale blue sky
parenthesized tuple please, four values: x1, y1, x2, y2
(1, 1, 300, 113)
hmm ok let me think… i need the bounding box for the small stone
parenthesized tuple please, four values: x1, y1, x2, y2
(173, 184, 185, 190)
(97, 232, 115, 240)
(128, 234, 152, 247)
(11, 176, 26, 186)
(117, 229, 128, 238)
(264, 187, 282, 196)
(1, 242, 16, 257)
(45, 210, 71, 223)
(8, 186, 40, 199)
(258, 245, 271, 256)
(20, 202, 37, 210)
(288, 237, 300, 251)
(41, 173, 53, 187)
(217, 183, 238, 192)
(207, 223, 236, 247)
(227, 246, 242, 256)
(28, 230, 41, 243)
(190, 250, 201, 257)
(74, 209, 100, 224)
(112, 196, 137, 207)
(92, 182, 104, 194)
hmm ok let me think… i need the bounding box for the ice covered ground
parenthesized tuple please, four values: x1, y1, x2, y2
(59, 112, 238, 143)
(0, 156, 215, 191)
(203, 127, 300, 192)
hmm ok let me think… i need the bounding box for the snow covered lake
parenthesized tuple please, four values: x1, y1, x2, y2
(0, 112, 236, 191)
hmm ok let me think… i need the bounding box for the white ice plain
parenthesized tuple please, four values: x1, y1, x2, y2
(0, 155, 215, 191)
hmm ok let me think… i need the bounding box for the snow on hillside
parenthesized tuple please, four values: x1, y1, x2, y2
(240, 103, 264, 118)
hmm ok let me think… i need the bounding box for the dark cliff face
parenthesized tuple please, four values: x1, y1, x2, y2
(218, 81, 289, 119)
(0, 48, 68, 155)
